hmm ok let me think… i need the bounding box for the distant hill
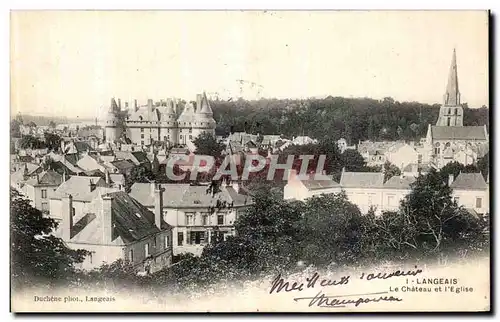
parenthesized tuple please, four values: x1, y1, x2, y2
(11, 114, 97, 127)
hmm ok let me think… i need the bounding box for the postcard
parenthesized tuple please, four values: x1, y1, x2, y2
(10, 10, 490, 312)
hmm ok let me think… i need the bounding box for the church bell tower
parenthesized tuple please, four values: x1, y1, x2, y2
(436, 49, 463, 127)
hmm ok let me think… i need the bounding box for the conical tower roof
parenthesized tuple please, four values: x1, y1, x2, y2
(443, 48, 460, 106)
(177, 102, 195, 123)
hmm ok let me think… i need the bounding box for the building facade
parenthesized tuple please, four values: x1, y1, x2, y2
(129, 182, 253, 256)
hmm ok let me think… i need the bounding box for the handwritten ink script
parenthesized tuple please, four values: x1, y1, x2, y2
(269, 267, 423, 308)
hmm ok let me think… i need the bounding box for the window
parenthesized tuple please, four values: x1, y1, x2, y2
(447, 117, 451, 126)
(454, 108, 458, 115)
(141, 128, 144, 132)
(476, 198, 482, 208)
(41, 202, 48, 211)
(153, 237, 157, 248)
(145, 243, 150, 257)
(202, 213, 209, 226)
(41, 189, 47, 199)
(185, 213, 194, 226)
(180, 135, 183, 139)
(129, 249, 134, 262)
(72, 207, 76, 217)
(217, 214, 224, 225)
(141, 134, 145, 139)
(189, 135, 193, 140)
(417, 154, 422, 164)
(177, 232, 184, 246)
(387, 195, 395, 206)
(141, 140, 144, 146)
(165, 235, 170, 249)
(189, 128, 192, 133)
(189, 231, 205, 245)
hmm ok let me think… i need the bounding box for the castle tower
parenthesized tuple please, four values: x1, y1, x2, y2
(104, 98, 122, 143)
(193, 92, 216, 139)
(436, 49, 464, 127)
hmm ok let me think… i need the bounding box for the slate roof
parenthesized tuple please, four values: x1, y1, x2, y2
(129, 183, 253, 209)
(63, 191, 171, 245)
(73, 141, 93, 153)
(383, 176, 416, 189)
(430, 126, 487, 141)
(450, 173, 488, 190)
(114, 151, 149, 165)
(52, 176, 115, 201)
(111, 159, 136, 171)
(25, 170, 63, 187)
(340, 172, 384, 188)
(402, 163, 433, 173)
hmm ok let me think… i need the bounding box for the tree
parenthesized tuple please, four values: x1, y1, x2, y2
(44, 132, 62, 151)
(49, 121, 56, 129)
(11, 119, 21, 138)
(375, 169, 487, 260)
(477, 152, 489, 179)
(10, 188, 89, 288)
(192, 132, 225, 158)
(125, 166, 154, 192)
(383, 161, 401, 182)
(439, 161, 479, 182)
(19, 135, 46, 149)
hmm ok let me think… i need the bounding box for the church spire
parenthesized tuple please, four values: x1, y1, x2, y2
(443, 48, 460, 106)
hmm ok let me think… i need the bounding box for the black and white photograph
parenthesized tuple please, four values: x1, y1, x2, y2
(9, 10, 490, 312)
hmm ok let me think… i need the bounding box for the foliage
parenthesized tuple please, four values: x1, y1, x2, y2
(383, 161, 401, 182)
(210, 97, 489, 143)
(125, 166, 154, 192)
(192, 132, 225, 157)
(10, 188, 89, 288)
(11, 119, 21, 138)
(477, 152, 489, 179)
(438, 161, 479, 182)
(44, 132, 62, 152)
(375, 168, 488, 260)
(19, 135, 46, 149)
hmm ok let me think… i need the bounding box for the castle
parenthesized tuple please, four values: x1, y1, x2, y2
(104, 92, 216, 147)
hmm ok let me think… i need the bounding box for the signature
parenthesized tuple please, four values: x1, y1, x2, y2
(294, 290, 403, 308)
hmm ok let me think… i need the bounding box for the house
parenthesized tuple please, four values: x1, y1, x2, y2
(10, 163, 43, 190)
(76, 154, 107, 173)
(292, 136, 318, 146)
(129, 181, 253, 256)
(49, 175, 117, 222)
(339, 171, 385, 214)
(450, 173, 489, 215)
(380, 175, 416, 212)
(337, 138, 356, 154)
(54, 190, 173, 272)
(384, 143, 419, 170)
(108, 159, 136, 176)
(114, 151, 150, 170)
(283, 170, 341, 201)
(22, 170, 64, 213)
(402, 163, 433, 178)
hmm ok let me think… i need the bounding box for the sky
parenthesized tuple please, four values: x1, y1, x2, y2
(10, 11, 489, 119)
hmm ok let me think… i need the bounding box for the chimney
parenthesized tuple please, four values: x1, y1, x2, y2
(232, 180, 240, 193)
(134, 99, 139, 112)
(105, 169, 110, 185)
(62, 170, 67, 182)
(150, 182, 157, 196)
(36, 173, 40, 184)
(148, 99, 154, 111)
(196, 94, 203, 111)
(448, 174, 454, 186)
(154, 185, 164, 229)
(61, 194, 73, 241)
(101, 195, 114, 244)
